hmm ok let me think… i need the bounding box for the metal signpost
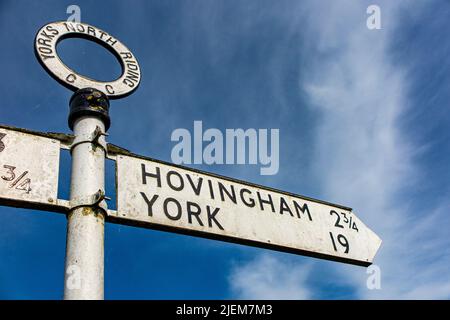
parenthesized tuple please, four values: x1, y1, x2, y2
(35, 21, 141, 299)
(0, 126, 61, 211)
(113, 154, 380, 266)
(0, 20, 381, 300)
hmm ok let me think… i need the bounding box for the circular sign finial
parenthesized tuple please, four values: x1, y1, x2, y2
(35, 21, 141, 99)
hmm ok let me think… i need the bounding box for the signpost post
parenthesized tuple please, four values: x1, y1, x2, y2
(63, 89, 110, 299)
(34, 21, 141, 300)
(0, 20, 381, 299)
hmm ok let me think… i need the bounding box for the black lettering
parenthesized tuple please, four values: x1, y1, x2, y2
(39, 30, 57, 41)
(120, 52, 133, 59)
(38, 38, 52, 47)
(127, 62, 139, 71)
(87, 26, 96, 36)
(45, 25, 59, 36)
(105, 84, 114, 94)
(40, 54, 55, 60)
(207, 206, 224, 230)
(0, 133, 6, 153)
(218, 182, 237, 204)
(141, 163, 161, 187)
(98, 30, 107, 40)
(330, 210, 343, 228)
(187, 201, 204, 226)
(76, 24, 85, 33)
(106, 36, 117, 46)
(293, 201, 313, 221)
(140, 193, 158, 217)
(64, 22, 76, 32)
(186, 174, 203, 195)
(279, 197, 294, 216)
(2, 165, 16, 181)
(240, 188, 255, 207)
(167, 171, 184, 191)
(208, 180, 215, 200)
(66, 73, 76, 83)
(38, 46, 53, 55)
(126, 70, 140, 83)
(257, 192, 275, 212)
(123, 78, 135, 88)
(163, 197, 182, 220)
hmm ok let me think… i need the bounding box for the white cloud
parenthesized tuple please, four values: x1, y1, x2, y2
(229, 254, 312, 300)
(303, 0, 450, 299)
(228, 0, 450, 300)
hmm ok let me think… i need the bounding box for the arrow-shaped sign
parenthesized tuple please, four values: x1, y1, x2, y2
(112, 153, 381, 266)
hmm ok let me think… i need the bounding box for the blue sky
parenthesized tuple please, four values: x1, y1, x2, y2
(0, 0, 449, 299)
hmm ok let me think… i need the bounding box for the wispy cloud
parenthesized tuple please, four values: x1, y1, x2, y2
(228, 0, 450, 299)
(302, 0, 450, 299)
(229, 254, 312, 299)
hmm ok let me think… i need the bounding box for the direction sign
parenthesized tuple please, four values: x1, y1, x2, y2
(114, 154, 381, 266)
(0, 126, 60, 211)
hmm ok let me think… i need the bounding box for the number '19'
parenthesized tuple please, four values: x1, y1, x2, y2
(329, 232, 349, 254)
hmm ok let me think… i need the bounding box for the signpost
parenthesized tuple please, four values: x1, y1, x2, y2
(0, 126, 60, 211)
(35, 20, 142, 300)
(0, 20, 381, 299)
(113, 154, 380, 266)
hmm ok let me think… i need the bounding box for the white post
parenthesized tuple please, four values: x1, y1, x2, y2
(63, 89, 110, 300)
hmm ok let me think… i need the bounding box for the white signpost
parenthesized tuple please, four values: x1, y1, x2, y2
(114, 154, 381, 266)
(0, 126, 60, 211)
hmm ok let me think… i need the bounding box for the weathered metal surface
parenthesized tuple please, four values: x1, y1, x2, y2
(114, 154, 382, 266)
(35, 21, 141, 99)
(64, 114, 107, 300)
(0, 124, 74, 147)
(0, 127, 60, 209)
